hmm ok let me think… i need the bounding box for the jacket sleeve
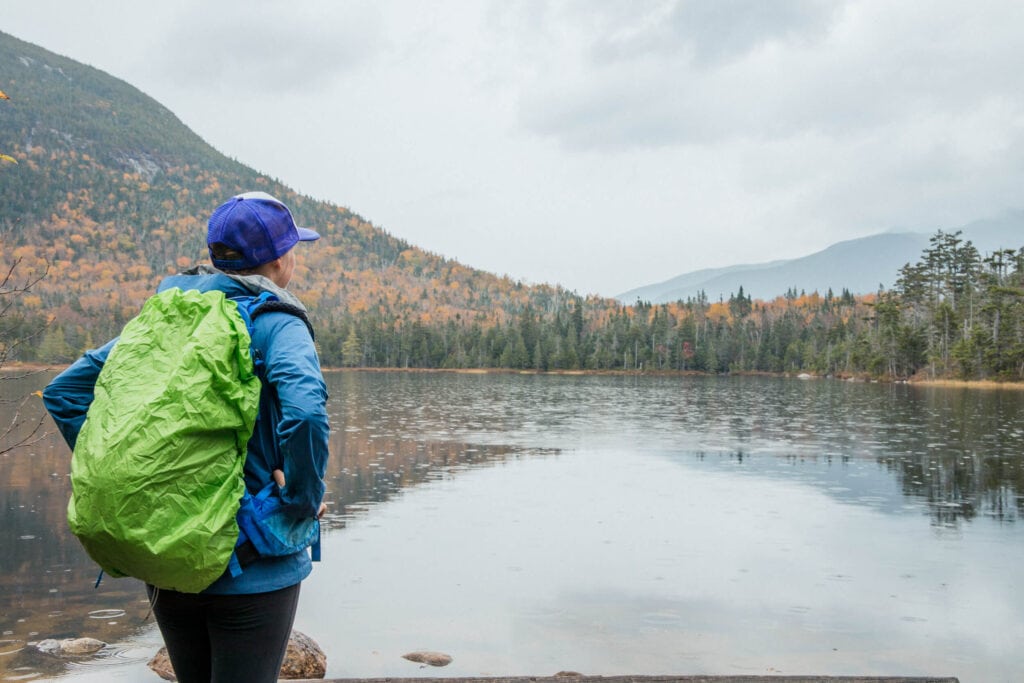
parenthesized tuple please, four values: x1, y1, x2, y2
(257, 313, 330, 518)
(42, 338, 118, 451)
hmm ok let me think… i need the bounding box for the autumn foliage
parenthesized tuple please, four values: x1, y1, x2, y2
(2, 30, 1022, 380)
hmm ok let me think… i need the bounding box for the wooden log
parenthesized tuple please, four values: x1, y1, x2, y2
(288, 676, 959, 683)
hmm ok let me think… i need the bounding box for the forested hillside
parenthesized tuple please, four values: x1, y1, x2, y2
(2, 31, 1022, 380)
(0, 31, 597, 365)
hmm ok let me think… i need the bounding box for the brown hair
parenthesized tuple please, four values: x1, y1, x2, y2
(209, 242, 261, 275)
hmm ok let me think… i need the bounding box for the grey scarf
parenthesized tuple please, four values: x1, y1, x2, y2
(183, 264, 308, 313)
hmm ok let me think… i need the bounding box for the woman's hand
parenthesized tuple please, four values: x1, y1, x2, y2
(272, 469, 326, 518)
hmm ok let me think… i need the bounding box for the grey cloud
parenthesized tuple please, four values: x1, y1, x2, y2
(519, 74, 715, 151)
(515, 0, 847, 151)
(665, 0, 841, 65)
(151, 4, 382, 92)
(582, 0, 843, 67)
(518, 1, 1024, 154)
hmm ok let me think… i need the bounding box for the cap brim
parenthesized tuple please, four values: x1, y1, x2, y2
(296, 226, 321, 242)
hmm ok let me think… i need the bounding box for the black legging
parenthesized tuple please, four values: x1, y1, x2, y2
(146, 583, 301, 683)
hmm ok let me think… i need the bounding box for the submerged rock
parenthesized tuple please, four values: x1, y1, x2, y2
(148, 630, 326, 681)
(402, 650, 453, 667)
(34, 637, 106, 656)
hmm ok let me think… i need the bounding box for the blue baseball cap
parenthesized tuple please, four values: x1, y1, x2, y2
(207, 191, 320, 270)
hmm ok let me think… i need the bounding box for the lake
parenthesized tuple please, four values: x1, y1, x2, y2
(1, 371, 1022, 682)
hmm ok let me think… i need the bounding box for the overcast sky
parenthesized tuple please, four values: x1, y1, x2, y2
(5, 1, 1023, 297)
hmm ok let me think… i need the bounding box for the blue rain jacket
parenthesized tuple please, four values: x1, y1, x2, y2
(44, 272, 330, 594)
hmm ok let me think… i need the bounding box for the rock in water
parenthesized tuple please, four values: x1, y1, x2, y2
(402, 650, 453, 667)
(34, 638, 106, 656)
(59, 637, 107, 655)
(148, 631, 327, 680)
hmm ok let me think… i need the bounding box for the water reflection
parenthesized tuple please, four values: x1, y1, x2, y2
(447, 373, 1024, 525)
(864, 384, 1024, 524)
(319, 372, 557, 533)
(0, 371, 548, 678)
(1, 371, 1022, 680)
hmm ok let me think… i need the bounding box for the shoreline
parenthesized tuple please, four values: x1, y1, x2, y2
(319, 367, 1024, 389)
(7, 362, 1024, 390)
(903, 377, 1024, 390)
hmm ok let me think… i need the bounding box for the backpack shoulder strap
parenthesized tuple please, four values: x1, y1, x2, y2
(251, 300, 315, 341)
(231, 292, 315, 341)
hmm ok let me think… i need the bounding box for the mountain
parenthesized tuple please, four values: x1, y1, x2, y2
(616, 212, 1024, 304)
(0, 30, 602, 364)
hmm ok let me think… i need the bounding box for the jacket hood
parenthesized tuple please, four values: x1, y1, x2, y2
(158, 265, 308, 313)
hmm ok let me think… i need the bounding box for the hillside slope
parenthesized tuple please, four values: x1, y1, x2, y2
(0, 31, 593, 356)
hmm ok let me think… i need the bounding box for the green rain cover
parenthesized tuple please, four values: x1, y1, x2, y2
(69, 288, 261, 593)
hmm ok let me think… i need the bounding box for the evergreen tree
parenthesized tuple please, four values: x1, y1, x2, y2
(37, 323, 75, 363)
(341, 327, 362, 367)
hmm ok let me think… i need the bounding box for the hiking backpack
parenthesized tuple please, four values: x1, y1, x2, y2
(68, 286, 319, 594)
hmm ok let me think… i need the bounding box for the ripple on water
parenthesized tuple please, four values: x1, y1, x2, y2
(58, 641, 156, 681)
(0, 639, 24, 657)
(641, 611, 682, 627)
(86, 609, 126, 620)
(65, 644, 130, 666)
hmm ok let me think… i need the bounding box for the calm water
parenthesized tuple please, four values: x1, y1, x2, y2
(1, 371, 1023, 682)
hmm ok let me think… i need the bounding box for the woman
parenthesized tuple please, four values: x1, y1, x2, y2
(44, 191, 330, 682)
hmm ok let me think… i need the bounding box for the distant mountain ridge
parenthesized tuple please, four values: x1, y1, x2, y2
(616, 212, 1024, 304)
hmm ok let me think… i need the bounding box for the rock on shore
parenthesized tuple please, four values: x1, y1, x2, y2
(148, 630, 326, 680)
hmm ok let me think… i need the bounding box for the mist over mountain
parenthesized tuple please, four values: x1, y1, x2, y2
(617, 212, 1024, 304)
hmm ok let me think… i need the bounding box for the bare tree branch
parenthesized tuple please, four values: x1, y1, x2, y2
(0, 393, 49, 456)
(0, 257, 50, 291)
(1, 257, 53, 453)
